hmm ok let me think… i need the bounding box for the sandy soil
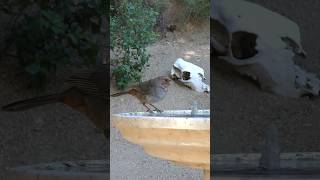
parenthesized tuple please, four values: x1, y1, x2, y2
(213, 0, 320, 154)
(110, 23, 210, 180)
(0, 62, 108, 179)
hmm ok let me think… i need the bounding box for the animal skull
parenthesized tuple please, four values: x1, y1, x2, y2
(171, 58, 210, 93)
(211, 0, 320, 97)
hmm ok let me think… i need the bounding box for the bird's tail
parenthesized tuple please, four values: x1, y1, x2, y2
(2, 93, 62, 111)
(110, 91, 129, 97)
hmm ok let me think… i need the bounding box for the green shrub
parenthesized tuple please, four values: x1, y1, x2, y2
(111, 0, 159, 89)
(1, 0, 105, 88)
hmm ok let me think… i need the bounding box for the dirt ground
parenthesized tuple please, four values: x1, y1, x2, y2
(110, 23, 210, 180)
(0, 62, 108, 179)
(213, 0, 320, 154)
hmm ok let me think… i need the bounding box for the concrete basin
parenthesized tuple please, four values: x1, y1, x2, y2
(112, 109, 210, 180)
(6, 160, 109, 180)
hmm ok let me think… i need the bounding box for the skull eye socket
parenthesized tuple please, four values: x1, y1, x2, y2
(231, 31, 258, 59)
(182, 71, 191, 81)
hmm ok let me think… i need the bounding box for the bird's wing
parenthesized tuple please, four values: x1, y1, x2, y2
(65, 66, 107, 98)
(135, 80, 153, 95)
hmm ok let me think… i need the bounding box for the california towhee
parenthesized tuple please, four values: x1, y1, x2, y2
(111, 76, 171, 113)
(2, 66, 109, 138)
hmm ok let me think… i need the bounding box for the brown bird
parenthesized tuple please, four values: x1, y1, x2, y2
(2, 66, 109, 138)
(111, 76, 171, 113)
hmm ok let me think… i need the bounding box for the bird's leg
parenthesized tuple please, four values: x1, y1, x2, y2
(149, 104, 163, 113)
(143, 103, 154, 113)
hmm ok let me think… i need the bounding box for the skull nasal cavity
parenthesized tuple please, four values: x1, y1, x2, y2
(231, 31, 258, 59)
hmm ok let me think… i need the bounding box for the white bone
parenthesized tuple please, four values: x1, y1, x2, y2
(171, 58, 210, 93)
(211, 0, 319, 97)
(213, 0, 304, 51)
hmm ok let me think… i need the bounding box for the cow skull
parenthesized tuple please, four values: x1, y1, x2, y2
(211, 0, 320, 97)
(171, 58, 210, 93)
